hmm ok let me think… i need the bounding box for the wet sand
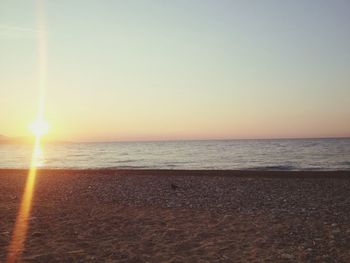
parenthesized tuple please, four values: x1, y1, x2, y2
(1, 169, 350, 262)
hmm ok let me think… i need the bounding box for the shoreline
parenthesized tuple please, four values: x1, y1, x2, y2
(0, 168, 349, 178)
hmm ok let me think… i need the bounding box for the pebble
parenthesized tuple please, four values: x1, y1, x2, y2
(32, 232, 43, 237)
(331, 228, 341, 234)
(281, 253, 294, 260)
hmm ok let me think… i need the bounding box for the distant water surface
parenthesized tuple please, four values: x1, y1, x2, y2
(0, 138, 349, 170)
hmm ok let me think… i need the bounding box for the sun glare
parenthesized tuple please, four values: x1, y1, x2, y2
(29, 118, 49, 137)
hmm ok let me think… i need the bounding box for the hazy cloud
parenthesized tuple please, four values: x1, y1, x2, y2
(0, 24, 37, 39)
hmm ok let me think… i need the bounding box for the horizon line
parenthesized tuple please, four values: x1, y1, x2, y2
(71, 136, 350, 144)
(1, 135, 350, 144)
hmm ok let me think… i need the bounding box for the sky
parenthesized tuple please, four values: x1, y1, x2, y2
(1, 0, 350, 142)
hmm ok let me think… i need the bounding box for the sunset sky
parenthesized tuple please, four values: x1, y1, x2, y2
(1, 0, 349, 142)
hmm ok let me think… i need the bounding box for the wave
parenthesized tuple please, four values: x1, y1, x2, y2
(106, 165, 147, 169)
(114, 160, 138, 164)
(248, 165, 296, 171)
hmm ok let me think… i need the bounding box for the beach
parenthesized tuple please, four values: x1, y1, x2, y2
(1, 169, 350, 262)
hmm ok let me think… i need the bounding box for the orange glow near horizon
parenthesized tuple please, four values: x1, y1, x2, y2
(6, 1, 48, 262)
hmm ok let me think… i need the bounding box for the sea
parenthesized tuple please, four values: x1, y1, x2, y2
(0, 138, 349, 170)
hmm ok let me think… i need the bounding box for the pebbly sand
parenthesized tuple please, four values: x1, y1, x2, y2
(0, 169, 350, 262)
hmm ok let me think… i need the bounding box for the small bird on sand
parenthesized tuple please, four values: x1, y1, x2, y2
(171, 183, 179, 190)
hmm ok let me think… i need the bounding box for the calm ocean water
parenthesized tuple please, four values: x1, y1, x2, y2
(0, 138, 349, 170)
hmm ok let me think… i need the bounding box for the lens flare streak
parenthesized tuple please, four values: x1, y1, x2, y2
(6, 0, 48, 262)
(6, 136, 42, 263)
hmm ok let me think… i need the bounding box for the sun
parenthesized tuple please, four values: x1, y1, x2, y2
(29, 118, 49, 137)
